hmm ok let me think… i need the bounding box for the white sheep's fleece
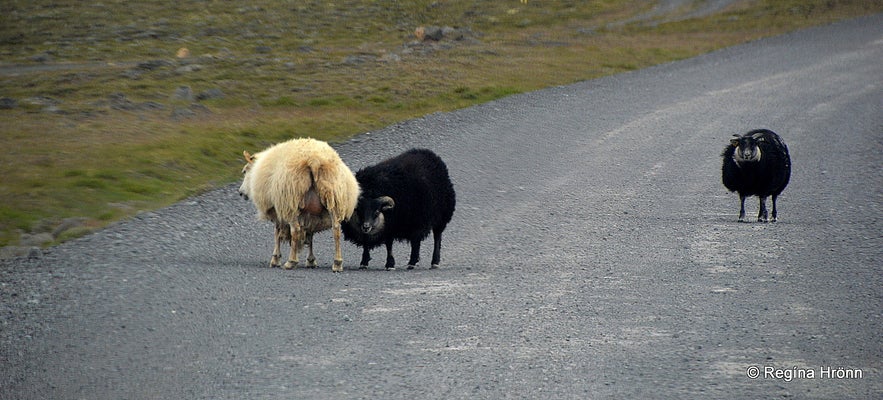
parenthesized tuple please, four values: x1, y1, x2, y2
(243, 138, 359, 224)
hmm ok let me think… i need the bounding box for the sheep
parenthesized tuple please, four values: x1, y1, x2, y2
(342, 149, 456, 270)
(721, 129, 791, 222)
(238, 138, 360, 272)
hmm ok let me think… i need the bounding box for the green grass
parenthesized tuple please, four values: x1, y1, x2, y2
(1, 0, 881, 247)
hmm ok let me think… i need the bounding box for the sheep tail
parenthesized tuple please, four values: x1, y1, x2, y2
(306, 158, 322, 188)
(306, 157, 338, 218)
(312, 156, 358, 222)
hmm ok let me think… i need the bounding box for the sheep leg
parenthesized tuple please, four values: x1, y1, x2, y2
(305, 232, 317, 268)
(738, 194, 747, 222)
(770, 195, 779, 222)
(331, 220, 343, 273)
(359, 247, 371, 269)
(384, 239, 396, 270)
(430, 229, 443, 269)
(407, 239, 421, 270)
(270, 222, 285, 268)
(757, 196, 769, 223)
(284, 221, 302, 269)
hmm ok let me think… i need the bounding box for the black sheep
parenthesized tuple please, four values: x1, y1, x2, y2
(721, 129, 791, 222)
(342, 149, 456, 270)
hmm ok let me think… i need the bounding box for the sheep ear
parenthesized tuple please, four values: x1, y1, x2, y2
(243, 151, 255, 163)
(378, 196, 395, 211)
(730, 139, 739, 147)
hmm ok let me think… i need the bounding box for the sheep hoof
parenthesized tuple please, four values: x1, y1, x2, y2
(283, 261, 299, 270)
(407, 264, 416, 270)
(306, 259, 318, 268)
(332, 260, 343, 273)
(430, 264, 440, 269)
(359, 265, 368, 270)
(386, 266, 396, 271)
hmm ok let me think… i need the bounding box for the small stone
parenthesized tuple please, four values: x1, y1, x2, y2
(30, 53, 53, 63)
(422, 26, 444, 41)
(173, 86, 193, 101)
(27, 247, 41, 259)
(0, 97, 17, 109)
(196, 88, 224, 101)
(136, 60, 173, 70)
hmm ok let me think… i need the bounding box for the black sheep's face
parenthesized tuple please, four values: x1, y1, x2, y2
(354, 196, 395, 235)
(730, 137, 762, 162)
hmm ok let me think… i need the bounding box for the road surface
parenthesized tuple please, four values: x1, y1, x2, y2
(2, 13, 881, 400)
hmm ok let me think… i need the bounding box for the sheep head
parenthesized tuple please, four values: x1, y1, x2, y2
(730, 134, 762, 163)
(238, 150, 256, 200)
(352, 196, 395, 235)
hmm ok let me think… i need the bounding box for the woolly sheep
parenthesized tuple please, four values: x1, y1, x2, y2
(239, 138, 359, 272)
(342, 149, 456, 270)
(721, 129, 791, 222)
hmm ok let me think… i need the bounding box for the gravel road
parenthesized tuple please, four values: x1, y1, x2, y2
(2, 13, 881, 400)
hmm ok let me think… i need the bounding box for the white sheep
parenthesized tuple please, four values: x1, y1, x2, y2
(239, 138, 360, 272)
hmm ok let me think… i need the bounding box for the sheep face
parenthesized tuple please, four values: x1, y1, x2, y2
(730, 136, 762, 163)
(238, 151, 256, 200)
(352, 196, 394, 235)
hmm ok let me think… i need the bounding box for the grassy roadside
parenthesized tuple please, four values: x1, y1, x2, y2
(1, 0, 881, 251)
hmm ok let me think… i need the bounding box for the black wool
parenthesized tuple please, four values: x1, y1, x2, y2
(721, 128, 791, 222)
(343, 149, 456, 269)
